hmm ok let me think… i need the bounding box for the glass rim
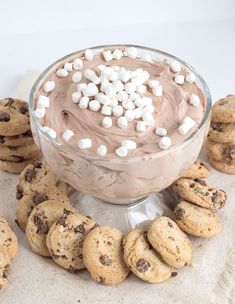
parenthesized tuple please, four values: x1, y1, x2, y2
(29, 44, 212, 163)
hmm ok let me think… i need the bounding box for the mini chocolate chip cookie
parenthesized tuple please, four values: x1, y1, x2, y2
(174, 201, 222, 238)
(0, 98, 30, 136)
(25, 201, 75, 257)
(211, 95, 235, 123)
(83, 225, 129, 285)
(208, 156, 235, 174)
(207, 121, 235, 143)
(0, 216, 19, 260)
(181, 161, 210, 179)
(0, 143, 40, 162)
(172, 178, 226, 209)
(0, 129, 34, 147)
(147, 217, 192, 268)
(46, 212, 97, 272)
(18, 161, 58, 195)
(123, 230, 172, 283)
(0, 250, 11, 290)
(0, 156, 41, 174)
(16, 185, 70, 232)
(206, 140, 235, 164)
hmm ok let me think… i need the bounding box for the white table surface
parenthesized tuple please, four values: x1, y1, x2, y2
(0, 1, 235, 303)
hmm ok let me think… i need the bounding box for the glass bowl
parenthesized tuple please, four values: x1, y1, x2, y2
(29, 44, 211, 207)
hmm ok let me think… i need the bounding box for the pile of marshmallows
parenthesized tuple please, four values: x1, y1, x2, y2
(35, 47, 201, 158)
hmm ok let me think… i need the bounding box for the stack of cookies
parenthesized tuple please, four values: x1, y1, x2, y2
(206, 94, 235, 174)
(0, 216, 19, 290)
(0, 98, 41, 174)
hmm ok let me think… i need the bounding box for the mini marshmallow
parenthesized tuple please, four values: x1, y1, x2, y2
(112, 80, 124, 92)
(115, 146, 128, 157)
(77, 83, 87, 92)
(43, 126, 57, 139)
(117, 116, 128, 129)
(125, 82, 136, 94)
(100, 80, 111, 92)
(113, 49, 123, 60)
(117, 90, 129, 102)
(125, 47, 137, 59)
(122, 139, 137, 150)
(143, 104, 155, 113)
(84, 69, 96, 80)
(112, 65, 120, 71)
(72, 72, 83, 83)
(190, 94, 200, 107)
(43, 81, 55, 93)
(136, 85, 147, 94)
(104, 86, 117, 98)
(112, 105, 124, 117)
(38, 95, 50, 108)
(152, 85, 163, 97)
(155, 127, 167, 137)
(97, 64, 106, 72)
(186, 73, 196, 83)
(82, 83, 99, 97)
(122, 99, 135, 110)
(102, 66, 113, 76)
(72, 91, 81, 103)
(175, 75, 185, 85)
(101, 105, 112, 116)
(89, 99, 101, 112)
(108, 71, 118, 82)
(170, 60, 182, 73)
(64, 62, 73, 72)
(136, 121, 146, 132)
(134, 108, 144, 119)
(103, 50, 113, 62)
(78, 138, 92, 149)
(134, 98, 145, 108)
(125, 109, 135, 121)
(178, 116, 196, 135)
(97, 145, 107, 157)
(118, 70, 131, 83)
(159, 136, 171, 150)
(148, 80, 160, 88)
(35, 107, 46, 119)
(73, 58, 83, 70)
(96, 93, 110, 105)
(141, 71, 150, 82)
(142, 96, 153, 106)
(109, 98, 118, 108)
(62, 129, 74, 141)
(56, 68, 68, 77)
(85, 49, 93, 61)
(102, 117, 112, 128)
(91, 76, 101, 85)
(79, 96, 89, 109)
(129, 92, 140, 101)
(142, 53, 152, 62)
(142, 112, 155, 126)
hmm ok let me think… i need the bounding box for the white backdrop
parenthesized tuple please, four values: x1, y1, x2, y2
(0, 0, 235, 100)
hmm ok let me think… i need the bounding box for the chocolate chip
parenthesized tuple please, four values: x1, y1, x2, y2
(32, 192, 49, 205)
(211, 121, 223, 132)
(190, 183, 196, 188)
(74, 222, 85, 234)
(16, 185, 23, 200)
(223, 144, 235, 164)
(33, 161, 43, 169)
(78, 254, 83, 259)
(33, 215, 49, 234)
(5, 98, 14, 107)
(18, 102, 28, 114)
(25, 169, 36, 182)
(2, 264, 10, 279)
(168, 221, 173, 228)
(56, 215, 67, 227)
(136, 258, 150, 273)
(0, 112, 10, 122)
(24, 130, 33, 137)
(67, 265, 79, 274)
(174, 207, 185, 221)
(171, 272, 178, 277)
(0, 136, 5, 144)
(98, 276, 105, 284)
(168, 236, 175, 241)
(194, 179, 207, 186)
(63, 209, 73, 216)
(99, 254, 112, 266)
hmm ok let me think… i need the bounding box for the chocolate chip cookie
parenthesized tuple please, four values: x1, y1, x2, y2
(0, 98, 30, 136)
(0, 156, 41, 174)
(16, 185, 70, 232)
(0, 216, 19, 260)
(181, 161, 210, 179)
(207, 121, 235, 144)
(172, 178, 226, 209)
(208, 156, 235, 174)
(206, 140, 235, 164)
(0, 143, 40, 162)
(174, 201, 222, 238)
(0, 250, 10, 290)
(25, 201, 75, 257)
(47, 212, 97, 273)
(123, 230, 172, 283)
(211, 95, 235, 123)
(83, 225, 129, 285)
(147, 217, 192, 268)
(0, 130, 34, 147)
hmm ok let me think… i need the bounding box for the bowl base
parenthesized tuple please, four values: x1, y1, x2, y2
(69, 189, 178, 233)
